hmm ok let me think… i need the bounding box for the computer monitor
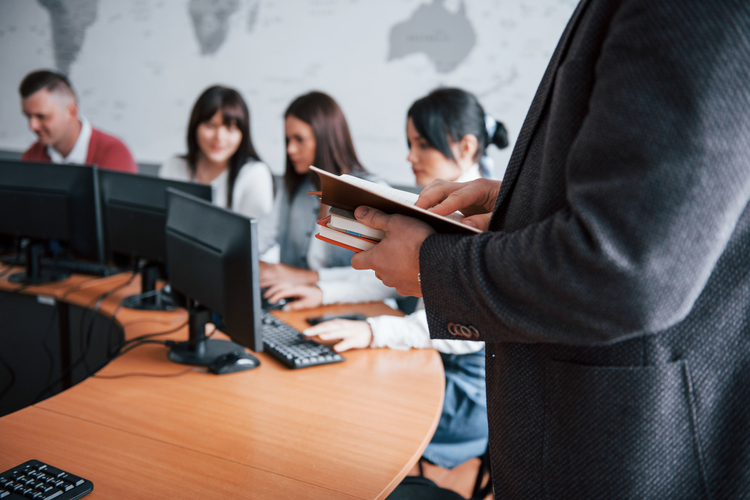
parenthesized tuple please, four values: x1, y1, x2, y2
(0, 160, 100, 284)
(98, 170, 212, 310)
(164, 188, 263, 366)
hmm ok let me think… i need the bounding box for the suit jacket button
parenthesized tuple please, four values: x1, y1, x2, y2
(447, 322, 476, 339)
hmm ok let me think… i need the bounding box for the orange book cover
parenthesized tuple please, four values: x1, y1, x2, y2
(315, 216, 378, 252)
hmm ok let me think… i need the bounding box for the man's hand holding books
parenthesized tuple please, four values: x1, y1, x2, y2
(350, 206, 435, 297)
(351, 177, 501, 296)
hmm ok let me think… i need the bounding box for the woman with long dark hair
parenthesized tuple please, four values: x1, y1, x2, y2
(260, 91, 376, 290)
(159, 85, 275, 253)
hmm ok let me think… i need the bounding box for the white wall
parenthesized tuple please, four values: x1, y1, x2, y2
(0, 0, 576, 185)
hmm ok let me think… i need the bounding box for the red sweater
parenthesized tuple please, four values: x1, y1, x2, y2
(21, 127, 138, 173)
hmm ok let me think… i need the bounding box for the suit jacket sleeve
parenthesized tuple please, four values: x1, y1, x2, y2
(420, 0, 750, 346)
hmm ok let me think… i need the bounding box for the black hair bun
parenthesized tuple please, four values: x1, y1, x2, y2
(491, 121, 509, 149)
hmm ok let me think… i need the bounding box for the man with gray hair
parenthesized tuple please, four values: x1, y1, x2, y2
(19, 70, 137, 173)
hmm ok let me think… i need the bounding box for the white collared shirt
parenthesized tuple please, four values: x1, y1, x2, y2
(48, 116, 92, 164)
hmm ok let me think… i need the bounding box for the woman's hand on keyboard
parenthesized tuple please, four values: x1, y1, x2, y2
(264, 283, 322, 311)
(259, 262, 319, 288)
(303, 319, 373, 352)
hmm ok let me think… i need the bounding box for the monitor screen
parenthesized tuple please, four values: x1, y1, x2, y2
(0, 160, 99, 259)
(98, 170, 212, 263)
(165, 188, 263, 365)
(97, 170, 212, 310)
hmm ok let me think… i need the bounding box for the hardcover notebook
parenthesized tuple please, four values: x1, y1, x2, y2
(310, 166, 482, 236)
(315, 216, 378, 252)
(328, 207, 385, 241)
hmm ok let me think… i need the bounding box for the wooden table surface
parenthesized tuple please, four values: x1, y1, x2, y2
(0, 270, 445, 499)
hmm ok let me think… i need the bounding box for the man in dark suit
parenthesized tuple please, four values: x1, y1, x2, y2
(354, 0, 750, 498)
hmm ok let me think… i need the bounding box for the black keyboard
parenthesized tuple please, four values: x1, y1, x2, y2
(47, 259, 119, 277)
(262, 312, 344, 369)
(0, 460, 93, 499)
(1, 256, 119, 277)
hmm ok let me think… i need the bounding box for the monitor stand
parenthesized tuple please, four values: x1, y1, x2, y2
(8, 241, 69, 285)
(168, 306, 244, 366)
(121, 262, 173, 311)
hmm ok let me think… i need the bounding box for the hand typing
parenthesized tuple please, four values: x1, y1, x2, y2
(263, 284, 323, 311)
(259, 262, 319, 289)
(303, 319, 373, 352)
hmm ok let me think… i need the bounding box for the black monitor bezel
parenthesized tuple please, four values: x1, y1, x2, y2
(98, 169, 213, 264)
(165, 188, 263, 363)
(0, 159, 100, 260)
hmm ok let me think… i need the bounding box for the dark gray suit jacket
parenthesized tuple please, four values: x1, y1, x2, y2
(420, 0, 750, 498)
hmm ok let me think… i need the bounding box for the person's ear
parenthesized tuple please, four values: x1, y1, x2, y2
(458, 134, 479, 165)
(65, 100, 79, 122)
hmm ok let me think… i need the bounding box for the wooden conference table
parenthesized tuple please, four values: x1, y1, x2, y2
(0, 269, 445, 499)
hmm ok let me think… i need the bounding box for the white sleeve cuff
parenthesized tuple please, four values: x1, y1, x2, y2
(318, 270, 397, 305)
(317, 266, 358, 282)
(368, 309, 485, 354)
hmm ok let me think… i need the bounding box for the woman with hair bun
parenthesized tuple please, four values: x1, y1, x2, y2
(406, 86, 508, 185)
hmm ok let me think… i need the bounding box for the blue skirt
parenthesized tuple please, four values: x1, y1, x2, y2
(423, 349, 488, 469)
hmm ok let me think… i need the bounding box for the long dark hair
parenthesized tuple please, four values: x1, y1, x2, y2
(408, 88, 508, 177)
(185, 85, 262, 208)
(283, 91, 365, 196)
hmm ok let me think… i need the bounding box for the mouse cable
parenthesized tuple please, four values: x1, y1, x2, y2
(76, 318, 193, 383)
(33, 270, 138, 404)
(76, 268, 138, 373)
(117, 318, 197, 352)
(162, 324, 217, 348)
(78, 316, 216, 382)
(89, 324, 218, 380)
(89, 325, 220, 381)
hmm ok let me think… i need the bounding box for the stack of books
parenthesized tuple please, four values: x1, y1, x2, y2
(315, 207, 385, 252)
(310, 166, 482, 253)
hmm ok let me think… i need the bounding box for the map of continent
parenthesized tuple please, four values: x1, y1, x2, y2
(388, 0, 476, 74)
(189, 0, 239, 55)
(39, 0, 98, 75)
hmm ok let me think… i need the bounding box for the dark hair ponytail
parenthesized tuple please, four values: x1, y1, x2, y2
(486, 114, 509, 149)
(408, 88, 508, 177)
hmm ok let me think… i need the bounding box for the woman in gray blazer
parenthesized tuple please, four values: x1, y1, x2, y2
(260, 91, 377, 300)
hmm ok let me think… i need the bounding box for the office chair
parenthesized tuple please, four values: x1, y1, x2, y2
(413, 445, 492, 500)
(387, 476, 465, 500)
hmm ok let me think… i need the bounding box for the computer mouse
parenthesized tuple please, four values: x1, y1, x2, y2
(261, 287, 285, 310)
(264, 296, 301, 311)
(208, 352, 260, 374)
